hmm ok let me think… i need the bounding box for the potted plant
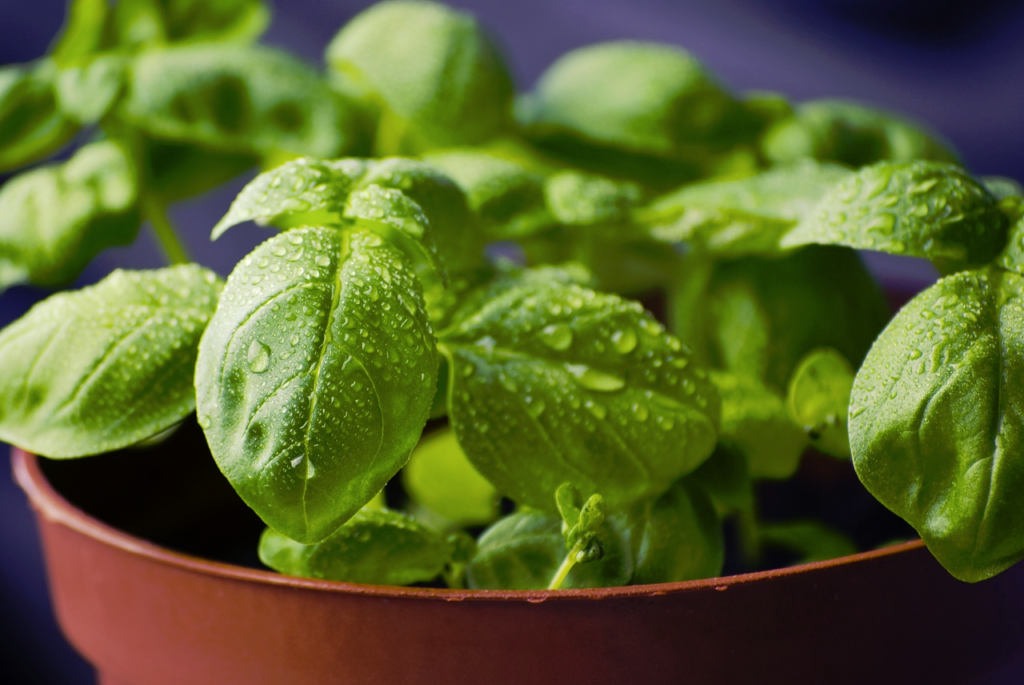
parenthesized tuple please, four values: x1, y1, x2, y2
(3, 1, 1024, 682)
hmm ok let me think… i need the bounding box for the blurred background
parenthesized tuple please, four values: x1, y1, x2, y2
(2, 0, 1023, 681)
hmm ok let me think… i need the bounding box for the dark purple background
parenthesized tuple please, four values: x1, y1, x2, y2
(2, 1, 1023, 682)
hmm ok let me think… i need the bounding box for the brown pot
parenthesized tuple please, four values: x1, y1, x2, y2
(13, 447, 1024, 685)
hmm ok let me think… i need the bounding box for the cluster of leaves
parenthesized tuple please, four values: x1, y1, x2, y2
(0, 0, 360, 289)
(1, 0, 1023, 588)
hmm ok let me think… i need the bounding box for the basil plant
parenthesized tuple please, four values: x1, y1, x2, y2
(1, 0, 1021, 589)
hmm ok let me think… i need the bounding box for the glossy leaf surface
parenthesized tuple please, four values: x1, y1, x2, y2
(439, 269, 719, 511)
(850, 269, 1024, 581)
(258, 507, 452, 585)
(0, 266, 221, 457)
(195, 227, 437, 543)
(783, 161, 1007, 270)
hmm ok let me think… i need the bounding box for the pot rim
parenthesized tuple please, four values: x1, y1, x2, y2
(12, 447, 926, 602)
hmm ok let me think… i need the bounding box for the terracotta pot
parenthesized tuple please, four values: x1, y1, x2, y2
(13, 447, 1024, 685)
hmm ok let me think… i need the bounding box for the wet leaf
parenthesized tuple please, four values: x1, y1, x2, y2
(439, 268, 719, 511)
(850, 269, 1024, 581)
(0, 266, 221, 457)
(195, 227, 438, 543)
(259, 507, 452, 585)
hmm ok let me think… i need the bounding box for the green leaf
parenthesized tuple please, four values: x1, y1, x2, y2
(523, 41, 744, 159)
(325, 0, 514, 152)
(982, 176, 1023, 201)
(112, 0, 270, 47)
(711, 371, 807, 479)
(213, 157, 475, 280)
(211, 157, 368, 237)
(466, 509, 633, 590)
(0, 140, 141, 290)
(121, 45, 358, 159)
(55, 55, 127, 124)
(762, 99, 959, 167)
(759, 520, 858, 564)
(995, 197, 1024, 276)
(258, 507, 453, 585)
(439, 269, 720, 512)
(50, 0, 109, 67)
(849, 269, 1024, 581)
(195, 227, 438, 543)
(422, 150, 555, 240)
(782, 161, 1008, 271)
(402, 428, 499, 526)
(543, 171, 642, 226)
(0, 62, 79, 172)
(708, 245, 890, 390)
(0, 265, 222, 457)
(623, 479, 724, 584)
(787, 348, 855, 458)
(641, 160, 852, 257)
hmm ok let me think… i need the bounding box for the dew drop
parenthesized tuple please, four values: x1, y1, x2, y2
(247, 340, 271, 373)
(539, 324, 573, 351)
(564, 364, 625, 392)
(611, 329, 637, 354)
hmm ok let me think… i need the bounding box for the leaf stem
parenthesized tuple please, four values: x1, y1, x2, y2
(548, 547, 580, 591)
(142, 194, 191, 266)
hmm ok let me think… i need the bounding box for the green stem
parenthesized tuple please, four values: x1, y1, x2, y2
(142, 194, 191, 266)
(737, 507, 763, 569)
(548, 539, 588, 590)
(667, 246, 714, 366)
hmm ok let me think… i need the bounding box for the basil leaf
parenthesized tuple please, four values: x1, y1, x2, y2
(850, 269, 1024, 581)
(0, 62, 78, 172)
(787, 348, 855, 458)
(466, 509, 633, 590)
(641, 160, 851, 257)
(325, 0, 514, 151)
(708, 245, 890, 390)
(0, 265, 221, 457)
(623, 479, 724, 584)
(524, 41, 745, 159)
(711, 371, 807, 479)
(439, 270, 719, 512)
(544, 171, 642, 227)
(995, 197, 1024, 275)
(402, 428, 499, 526)
(54, 56, 127, 124)
(122, 45, 357, 159)
(211, 157, 368, 237)
(111, 0, 270, 48)
(782, 161, 1008, 270)
(0, 140, 140, 291)
(423, 150, 555, 240)
(195, 227, 438, 543)
(258, 508, 452, 585)
(982, 176, 1023, 201)
(762, 99, 959, 167)
(50, 0, 109, 67)
(357, 157, 479, 274)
